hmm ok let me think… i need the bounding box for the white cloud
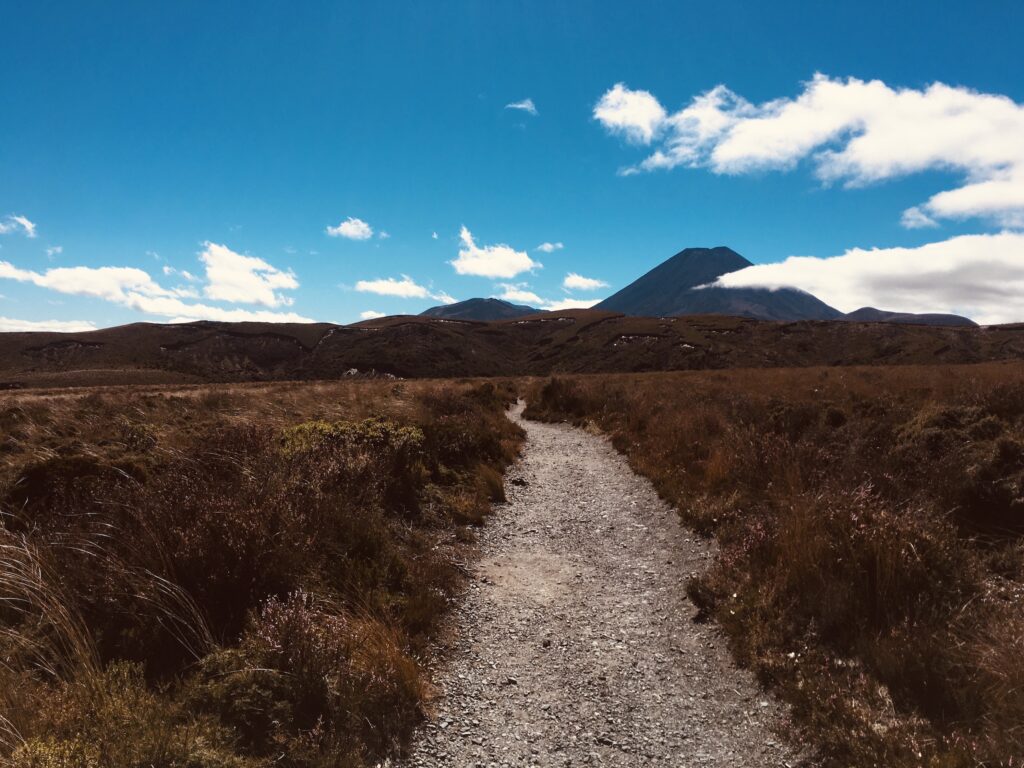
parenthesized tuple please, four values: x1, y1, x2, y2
(326, 217, 374, 240)
(360, 310, 386, 320)
(162, 265, 199, 282)
(505, 98, 538, 116)
(596, 74, 1024, 226)
(563, 272, 609, 291)
(451, 226, 540, 279)
(355, 275, 430, 299)
(543, 298, 600, 311)
(0, 316, 97, 332)
(378, 231, 391, 240)
(593, 83, 667, 145)
(900, 207, 939, 229)
(496, 284, 545, 305)
(0, 215, 37, 238)
(536, 242, 564, 253)
(494, 283, 604, 311)
(199, 242, 298, 307)
(431, 232, 439, 240)
(45, 245, 62, 258)
(713, 231, 1024, 325)
(354, 275, 455, 304)
(0, 258, 313, 323)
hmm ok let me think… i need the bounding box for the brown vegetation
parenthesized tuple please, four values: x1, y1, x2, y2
(2, 312, 1024, 386)
(0, 379, 522, 766)
(525, 363, 1024, 767)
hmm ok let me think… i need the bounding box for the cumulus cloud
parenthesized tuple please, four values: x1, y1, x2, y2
(360, 310, 386, 320)
(0, 259, 312, 323)
(451, 227, 540, 279)
(326, 217, 374, 240)
(712, 231, 1024, 325)
(536, 242, 563, 253)
(0, 316, 97, 332)
(593, 83, 666, 145)
(505, 98, 538, 116)
(563, 272, 609, 291)
(354, 275, 453, 304)
(595, 74, 1024, 226)
(199, 242, 298, 307)
(0, 215, 37, 238)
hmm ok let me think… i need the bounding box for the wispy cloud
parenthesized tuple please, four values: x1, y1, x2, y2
(451, 227, 540, 279)
(0, 215, 37, 238)
(45, 245, 62, 258)
(536, 242, 563, 253)
(326, 216, 374, 240)
(596, 74, 1024, 227)
(505, 98, 538, 116)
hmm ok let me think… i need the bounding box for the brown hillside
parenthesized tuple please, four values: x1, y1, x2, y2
(1, 312, 1023, 387)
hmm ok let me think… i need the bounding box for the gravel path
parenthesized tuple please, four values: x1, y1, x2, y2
(399, 402, 805, 767)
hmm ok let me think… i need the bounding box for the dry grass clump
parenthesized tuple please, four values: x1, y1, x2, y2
(525, 363, 1024, 767)
(0, 378, 522, 766)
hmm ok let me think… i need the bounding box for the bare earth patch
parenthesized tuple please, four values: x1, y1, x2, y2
(399, 402, 808, 766)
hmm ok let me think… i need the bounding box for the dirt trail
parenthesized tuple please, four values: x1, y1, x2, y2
(399, 402, 804, 767)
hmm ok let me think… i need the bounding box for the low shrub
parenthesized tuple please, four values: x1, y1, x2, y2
(0, 379, 523, 767)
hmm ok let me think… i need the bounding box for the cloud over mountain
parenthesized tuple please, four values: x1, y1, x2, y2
(714, 231, 1024, 325)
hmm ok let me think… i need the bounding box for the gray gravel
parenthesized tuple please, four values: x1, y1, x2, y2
(396, 402, 806, 767)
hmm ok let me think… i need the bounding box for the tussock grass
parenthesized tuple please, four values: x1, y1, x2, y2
(0, 379, 522, 766)
(526, 363, 1024, 767)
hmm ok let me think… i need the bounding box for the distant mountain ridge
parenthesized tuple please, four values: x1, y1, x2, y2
(594, 246, 843, 321)
(0, 312, 1019, 388)
(843, 307, 977, 327)
(421, 297, 538, 321)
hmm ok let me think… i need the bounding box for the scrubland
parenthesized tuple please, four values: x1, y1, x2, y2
(0, 380, 521, 767)
(526, 362, 1024, 767)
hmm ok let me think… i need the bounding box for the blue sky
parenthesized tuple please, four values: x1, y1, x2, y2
(2, 1, 1024, 329)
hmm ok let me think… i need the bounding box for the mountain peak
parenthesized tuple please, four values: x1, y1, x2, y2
(595, 246, 839, 321)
